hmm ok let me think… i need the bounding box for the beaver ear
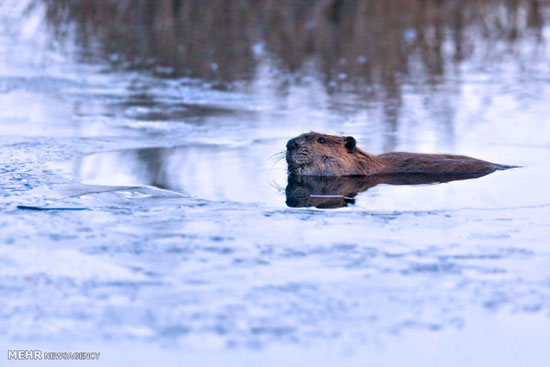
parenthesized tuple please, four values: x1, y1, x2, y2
(344, 136, 356, 152)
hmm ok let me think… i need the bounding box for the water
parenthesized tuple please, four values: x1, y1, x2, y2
(1, 1, 550, 366)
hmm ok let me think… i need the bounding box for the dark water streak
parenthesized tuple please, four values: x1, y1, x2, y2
(0, 1, 549, 366)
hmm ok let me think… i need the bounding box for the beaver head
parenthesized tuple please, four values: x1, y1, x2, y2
(285, 132, 383, 176)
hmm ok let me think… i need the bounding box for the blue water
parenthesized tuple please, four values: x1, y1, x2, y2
(1, 1, 549, 366)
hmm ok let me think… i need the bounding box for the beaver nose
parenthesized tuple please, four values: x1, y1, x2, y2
(286, 138, 299, 150)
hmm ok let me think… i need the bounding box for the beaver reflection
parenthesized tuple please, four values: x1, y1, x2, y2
(285, 172, 496, 209)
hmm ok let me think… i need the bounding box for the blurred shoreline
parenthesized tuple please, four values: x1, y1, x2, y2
(39, 0, 549, 84)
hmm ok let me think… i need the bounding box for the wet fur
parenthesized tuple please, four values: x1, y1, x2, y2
(286, 132, 516, 177)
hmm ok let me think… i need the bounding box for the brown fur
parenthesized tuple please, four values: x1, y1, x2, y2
(286, 132, 514, 177)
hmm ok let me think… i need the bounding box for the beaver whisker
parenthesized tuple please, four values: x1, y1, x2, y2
(268, 179, 285, 193)
(271, 155, 286, 167)
(270, 151, 286, 160)
(270, 151, 287, 166)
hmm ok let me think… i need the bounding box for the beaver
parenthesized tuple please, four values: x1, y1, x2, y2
(286, 132, 517, 177)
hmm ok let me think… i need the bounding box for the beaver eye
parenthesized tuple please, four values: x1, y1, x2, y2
(317, 137, 326, 144)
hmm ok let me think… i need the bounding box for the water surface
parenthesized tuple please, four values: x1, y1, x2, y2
(1, 1, 549, 366)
